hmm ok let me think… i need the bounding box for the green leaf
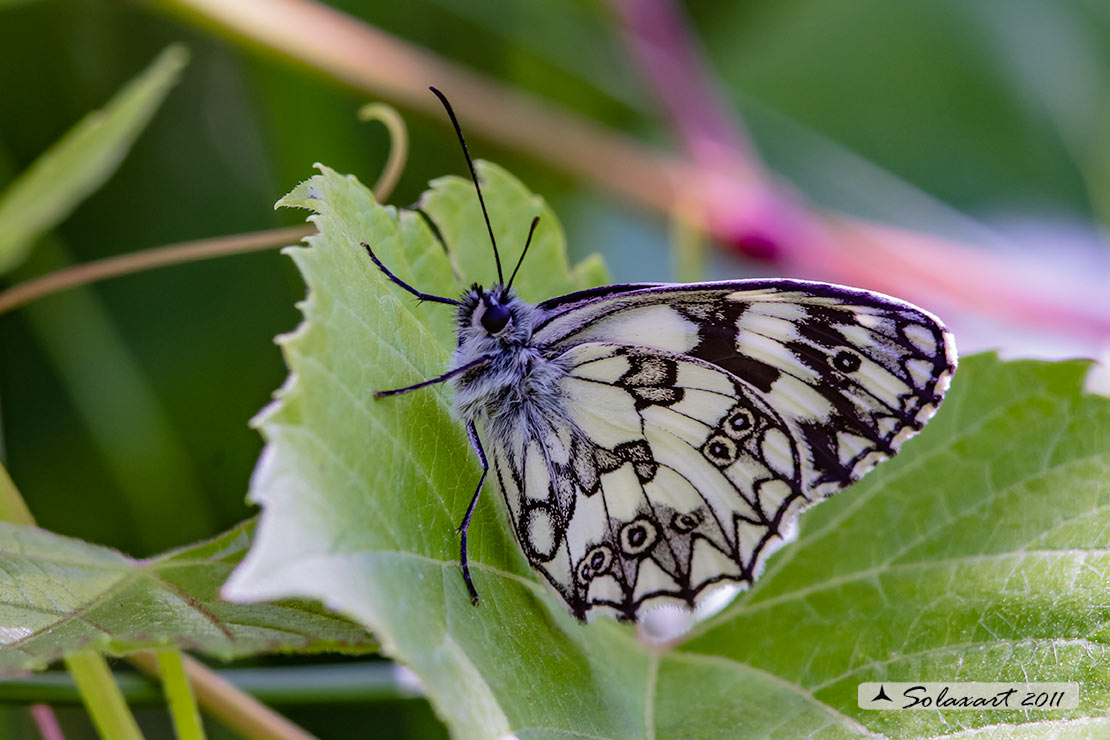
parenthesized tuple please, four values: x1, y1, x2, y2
(0, 460, 33, 526)
(0, 45, 188, 274)
(227, 163, 1110, 739)
(420, 163, 602, 302)
(0, 519, 377, 676)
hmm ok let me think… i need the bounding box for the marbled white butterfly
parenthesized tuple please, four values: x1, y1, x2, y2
(368, 88, 957, 622)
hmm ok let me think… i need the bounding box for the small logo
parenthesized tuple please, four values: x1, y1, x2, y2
(859, 683, 1078, 710)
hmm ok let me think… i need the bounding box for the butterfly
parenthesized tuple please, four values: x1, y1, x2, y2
(367, 88, 958, 622)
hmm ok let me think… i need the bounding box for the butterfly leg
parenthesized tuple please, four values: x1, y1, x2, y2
(361, 242, 460, 306)
(374, 356, 490, 398)
(458, 421, 487, 606)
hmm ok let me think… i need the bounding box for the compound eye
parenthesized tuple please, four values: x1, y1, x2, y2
(480, 302, 512, 335)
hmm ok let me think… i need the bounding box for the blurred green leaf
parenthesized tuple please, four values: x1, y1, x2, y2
(421, 162, 604, 303)
(15, 236, 218, 555)
(0, 519, 377, 675)
(414, 0, 638, 107)
(0, 460, 32, 526)
(0, 44, 188, 274)
(225, 162, 1110, 739)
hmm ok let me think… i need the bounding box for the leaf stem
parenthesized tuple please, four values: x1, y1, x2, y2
(64, 652, 146, 740)
(358, 102, 408, 202)
(0, 98, 407, 315)
(147, 0, 684, 214)
(29, 704, 66, 740)
(0, 226, 311, 316)
(153, 651, 207, 740)
(0, 663, 418, 705)
(130, 653, 320, 740)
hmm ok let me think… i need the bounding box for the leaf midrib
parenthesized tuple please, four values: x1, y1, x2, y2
(2, 556, 248, 653)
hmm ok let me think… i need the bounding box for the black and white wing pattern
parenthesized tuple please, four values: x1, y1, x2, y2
(489, 280, 956, 620)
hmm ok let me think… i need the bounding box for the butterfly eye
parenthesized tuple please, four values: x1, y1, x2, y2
(480, 302, 512, 335)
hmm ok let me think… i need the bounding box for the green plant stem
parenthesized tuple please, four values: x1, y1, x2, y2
(358, 102, 407, 202)
(130, 654, 320, 740)
(63, 653, 146, 740)
(154, 651, 206, 740)
(0, 663, 418, 705)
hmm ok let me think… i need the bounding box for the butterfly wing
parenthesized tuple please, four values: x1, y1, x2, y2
(536, 280, 957, 497)
(495, 281, 955, 620)
(492, 342, 812, 620)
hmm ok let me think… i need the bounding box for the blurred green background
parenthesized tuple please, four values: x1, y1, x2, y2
(0, 0, 1106, 737)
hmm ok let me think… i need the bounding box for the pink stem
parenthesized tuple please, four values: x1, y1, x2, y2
(609, 0, 784, 260)
(609, 0, 757, 176)
(30, 705, 66, 740)
(610, 0, 1110, 340)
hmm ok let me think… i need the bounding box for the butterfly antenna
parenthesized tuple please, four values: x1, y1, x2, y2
(429, 86, 504, 285)
(507, 216, 540, 291)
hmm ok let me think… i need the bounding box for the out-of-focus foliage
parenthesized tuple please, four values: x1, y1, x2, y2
(0, 45, 188, 274)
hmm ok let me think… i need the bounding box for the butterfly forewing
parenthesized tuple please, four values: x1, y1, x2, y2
(538, 280, 956, 484)
(488, 280, 956, 619)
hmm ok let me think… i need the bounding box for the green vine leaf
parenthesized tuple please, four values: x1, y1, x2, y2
(226, 162, 1110, 739)
(0, 45, 188, 274)
(0, 519, 376, 675)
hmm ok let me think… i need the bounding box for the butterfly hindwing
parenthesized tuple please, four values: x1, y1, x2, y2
(484, 281, 955, 619)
